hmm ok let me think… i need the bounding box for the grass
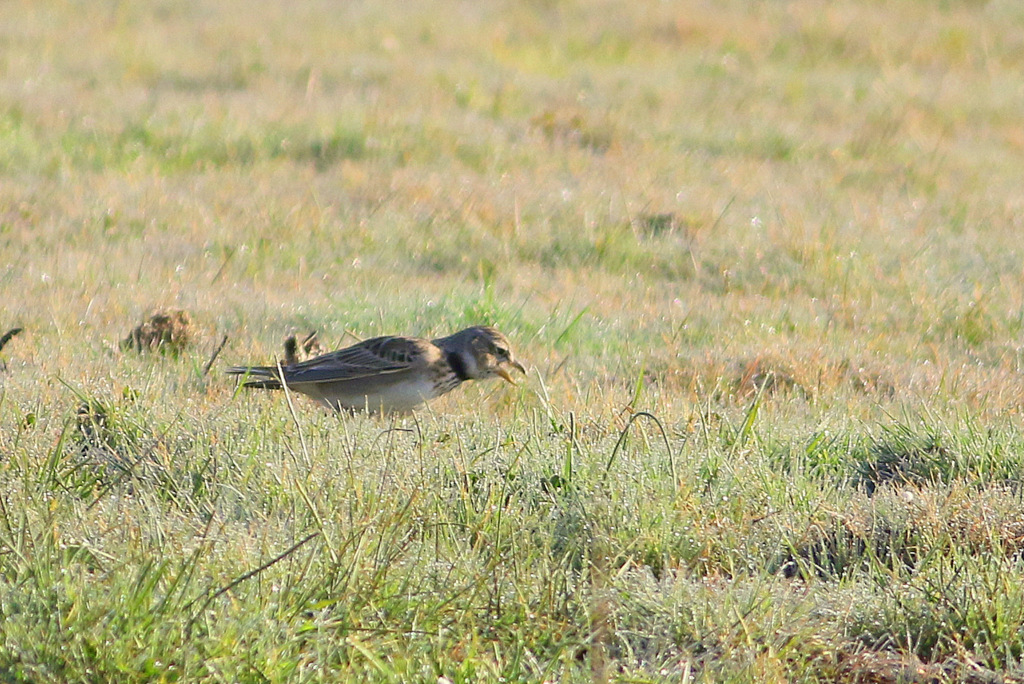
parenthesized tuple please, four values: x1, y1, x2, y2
(3, 0, 1024, 681)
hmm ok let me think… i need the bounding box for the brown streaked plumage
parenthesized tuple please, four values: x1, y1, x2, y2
(227, 326, 525, 413)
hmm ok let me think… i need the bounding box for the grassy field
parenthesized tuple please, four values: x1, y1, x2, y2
(3, 0, 1024, 681)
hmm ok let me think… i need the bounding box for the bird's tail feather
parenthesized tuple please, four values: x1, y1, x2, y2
(240, 379, 283, 390)
(226, 366, 283, 390)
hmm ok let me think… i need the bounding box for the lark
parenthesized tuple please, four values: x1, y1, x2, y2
(227, 326, 525, 413)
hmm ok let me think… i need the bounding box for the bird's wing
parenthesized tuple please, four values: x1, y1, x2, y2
(279, 336, 438, 384)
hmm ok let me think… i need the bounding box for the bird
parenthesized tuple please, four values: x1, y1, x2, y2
(227, 326, 526, 413)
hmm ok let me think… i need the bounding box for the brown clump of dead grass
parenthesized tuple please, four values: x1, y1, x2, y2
(835, 648, 1012, 684)
(732, 355, 898, 402)
(529, 107, 617, 153)
(665, 352, 898, 404)
(121, 310, 196, 356)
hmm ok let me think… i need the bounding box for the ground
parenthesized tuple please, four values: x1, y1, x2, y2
(2, 0, 1024, 681)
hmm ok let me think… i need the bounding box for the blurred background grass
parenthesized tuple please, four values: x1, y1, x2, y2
(4, 0, 1023, 402)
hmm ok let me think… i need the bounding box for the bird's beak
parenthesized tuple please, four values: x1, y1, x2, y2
(497, 360, 526, 385)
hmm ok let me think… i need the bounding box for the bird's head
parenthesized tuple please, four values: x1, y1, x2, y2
(437, 326, 526, 383)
